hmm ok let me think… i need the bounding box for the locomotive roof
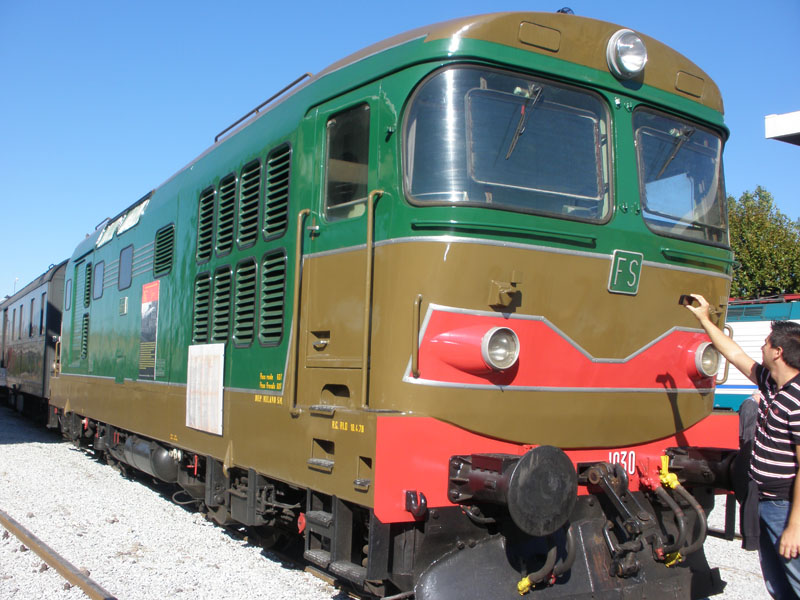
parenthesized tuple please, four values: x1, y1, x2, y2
(72, 11, 725, 263)
(202, 11, 723, 175)
(314, 12, 723, 112)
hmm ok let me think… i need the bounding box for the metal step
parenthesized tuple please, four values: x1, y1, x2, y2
(329, 560, 367, 585)
(304, 548, 331, 569)
(305, 510, 333, 528)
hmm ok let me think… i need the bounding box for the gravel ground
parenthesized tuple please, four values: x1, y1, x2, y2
(0, 406, 340, 600)
(0, 405, 768, 599)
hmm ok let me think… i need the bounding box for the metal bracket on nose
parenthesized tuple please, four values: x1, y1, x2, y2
(405, 490, 428, 520)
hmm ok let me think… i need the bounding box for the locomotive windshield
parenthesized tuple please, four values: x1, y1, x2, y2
(404, 67, 610, 221)
(634, 109, 727, 245)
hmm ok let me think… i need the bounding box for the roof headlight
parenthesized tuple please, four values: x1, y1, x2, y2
(607, 29, 647, 80)
(695, 342, 720, 378)
(481, 327, 520, 371)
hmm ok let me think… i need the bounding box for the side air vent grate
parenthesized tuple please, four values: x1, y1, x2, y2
(196, 187, 215, 262)
(234, 259, 257, 346)
(264, 145, 291, 239)
(83, 263, 93, 308)
(260, 251, 286, 345)
(192, 274, 212, 343)
(212, 268, 232, 343)
(154, 225, 175, 277)
(80, 314, 90, 359)
(216, 174, 236, 256)
(238, 161, 261, 248)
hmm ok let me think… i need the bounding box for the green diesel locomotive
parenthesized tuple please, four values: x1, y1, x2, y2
(49, 11, 736, 599)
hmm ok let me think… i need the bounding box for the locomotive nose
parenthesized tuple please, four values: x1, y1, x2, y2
(507, 446, 577, 537)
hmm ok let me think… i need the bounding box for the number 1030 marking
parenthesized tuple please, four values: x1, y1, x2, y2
(608, 450, 636, 475)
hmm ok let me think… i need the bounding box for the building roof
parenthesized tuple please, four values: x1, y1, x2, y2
(765, 111, 800, 146)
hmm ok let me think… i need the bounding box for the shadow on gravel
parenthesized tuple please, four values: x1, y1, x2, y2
(1, 405, 386, 599)
(0, 405, 63, 446)
(83, 458, 353, 598)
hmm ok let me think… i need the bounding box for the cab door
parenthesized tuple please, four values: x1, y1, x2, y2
(297, 83, 383, 409)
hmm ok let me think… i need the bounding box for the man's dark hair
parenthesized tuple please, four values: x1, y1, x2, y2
(769, 321, 800, 370)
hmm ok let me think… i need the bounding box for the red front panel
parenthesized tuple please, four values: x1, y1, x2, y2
(410, 307, 714, 390)
(374, 414, 738, 523)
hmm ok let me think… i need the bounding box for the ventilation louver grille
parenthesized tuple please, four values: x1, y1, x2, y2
(264, 146, 291, 239)
(83, 263, 93, 308)
(260, 251, 286, 345)
(216, 175, 236, 255)
(212, 268, 232, 342)
(154, 225, 175, 277)
(238, 161, 261, 248)
(80, 314, 90, 359)
(196, 188, 215, 262)
(234, 260, 257, 345)
(192, 274, 211, 343)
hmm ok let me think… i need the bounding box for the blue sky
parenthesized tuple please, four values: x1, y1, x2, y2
(1, 0, 798, 298)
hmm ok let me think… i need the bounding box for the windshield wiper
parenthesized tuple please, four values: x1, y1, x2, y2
(655, 126, 695, 179)
(504, 84, 543, 160)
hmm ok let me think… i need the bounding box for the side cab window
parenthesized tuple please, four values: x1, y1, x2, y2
(324, 103, 371, 221)
(119, 245, 134, 290)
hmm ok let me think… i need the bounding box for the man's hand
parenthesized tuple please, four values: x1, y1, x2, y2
(683, 292, 757, 384)
(684, 293, 712, 323)
(782, 521, 800, 559)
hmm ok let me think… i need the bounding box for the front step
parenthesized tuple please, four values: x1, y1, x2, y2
(304, 548, 331, 569)
(304, 492, 368, 586)
(330, 561, 367, 585)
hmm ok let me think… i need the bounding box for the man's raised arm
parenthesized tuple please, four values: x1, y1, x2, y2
(685, 294, 758, 384)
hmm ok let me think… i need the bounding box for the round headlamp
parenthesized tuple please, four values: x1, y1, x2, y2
(606, 29, 647, 80)
(481, 327, 520, 371)
(695, 342, 720, 378)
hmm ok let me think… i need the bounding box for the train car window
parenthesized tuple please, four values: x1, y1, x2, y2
(404, 67, 610, 222)
(154, 225, 175, 278)
(263, 145, 291, 240)
(11, 308, 15, 340)
(93, 261, 105, 300)
(233, 258, 257, 347)
(259, 249, 286, 346)
(216, 174, 237, 257)
(39, 292, 46, 336)
(324, 104, 370, 221)
(64, 279, 72, 311)
(633, 109, 727, 246)
(119, 246, 133, 290)
(29, 298, 35, 337)
(18, 306, 23, 340)
(237, 161, 261, 249)
(27, 298, 36, 337)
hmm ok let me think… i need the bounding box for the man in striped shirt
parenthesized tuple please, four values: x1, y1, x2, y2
(688, 294, 800, 599)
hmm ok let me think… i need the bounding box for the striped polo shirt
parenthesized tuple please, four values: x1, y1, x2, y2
(750, 364, 800, 499)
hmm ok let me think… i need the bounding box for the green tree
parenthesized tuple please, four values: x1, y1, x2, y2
(728, 186, 800, 299)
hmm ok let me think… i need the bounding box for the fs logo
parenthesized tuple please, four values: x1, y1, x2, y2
(608, 250, 643, 295)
